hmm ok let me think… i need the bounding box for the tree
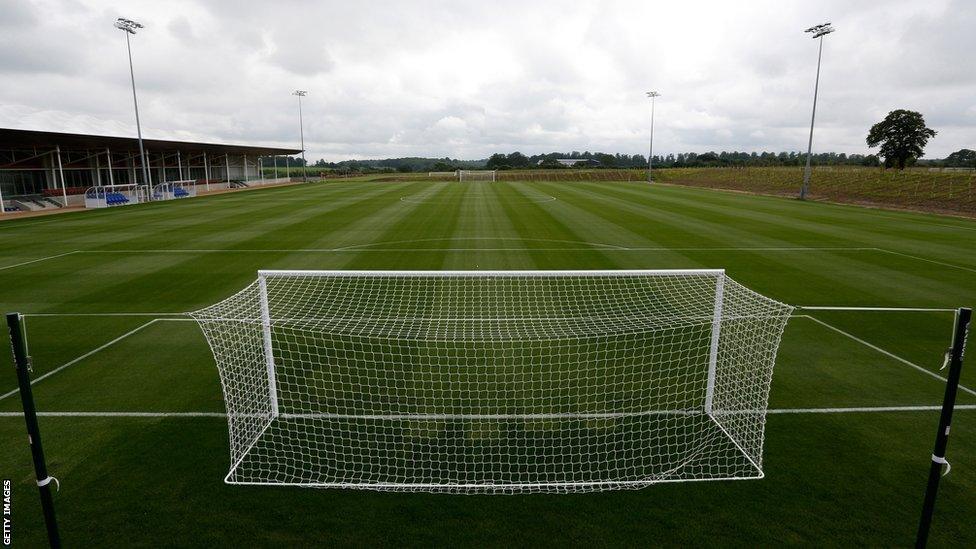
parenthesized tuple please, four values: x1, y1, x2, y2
(866, 109, 937, 169)
(505, 152, 530, 168)
(944, 149, 976, 168)
(485, 153, 508, 170)
(431, 161, 457, 172)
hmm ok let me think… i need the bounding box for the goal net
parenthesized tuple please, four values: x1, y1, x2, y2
(459, 170, 496, 182)
(191, 270, 792, 494)
(151, 180, 197, 201)
(83, 183, 149, 209)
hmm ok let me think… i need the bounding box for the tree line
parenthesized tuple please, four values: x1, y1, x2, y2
(485, 150, 885, 170)
(259, 110, 971, 173)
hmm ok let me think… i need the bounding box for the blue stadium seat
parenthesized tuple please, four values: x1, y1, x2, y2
(106, 192, 130, 206)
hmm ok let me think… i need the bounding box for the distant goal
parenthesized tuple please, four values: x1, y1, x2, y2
(191, 269, 792, 494)
(459, 170, 496, 182)
(84, 183, 148, 209)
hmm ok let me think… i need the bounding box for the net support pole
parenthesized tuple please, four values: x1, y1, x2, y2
(5, 312, 61, 548)
(203, 151, 210, 191)
(704, 271, 726, 414)
(55, 145, 67, 207)
(257, 275, 280, 417)
(916, 307, 972, 548)
(106, 148, 114, 186)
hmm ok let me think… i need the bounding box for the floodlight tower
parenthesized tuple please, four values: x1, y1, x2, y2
(293, 90, 309, 182)
(646, 91, 660, 183)
(114, 17, 150, 187)
(799, 22, 835, 200)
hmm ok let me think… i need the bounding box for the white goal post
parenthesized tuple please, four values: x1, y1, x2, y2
(191, 269, 792, 494)
(458, 170, 496, 182)
(84, 183, 149, 209)
(151, 180, 197, 201)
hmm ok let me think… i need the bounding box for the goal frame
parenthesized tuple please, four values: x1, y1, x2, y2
(151, 180, 197, 201)
(254, 268, 726, 424)
(458, 170, 497, 182)
(83, 183, 149, 209)
(194, 267, 791, 492)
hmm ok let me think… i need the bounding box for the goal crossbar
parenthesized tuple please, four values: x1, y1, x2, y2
(192, 269, 792, 494)
(258, 269, 725, 277)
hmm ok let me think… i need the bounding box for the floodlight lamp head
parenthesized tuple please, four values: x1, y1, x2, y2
(646, 91, 660, 98)
(293, 90, 308, 97)
(114, 17, 143, 34)
(805, 22, 834, 38)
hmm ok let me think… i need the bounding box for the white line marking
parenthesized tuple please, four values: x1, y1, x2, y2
(2, 405, 974, 419)
(24, 312, 188, 317)
(766, 405, 976, 414)
(400, 195, 557, 204)
(0, 411, 227, 418)
(329, 237, 629, 251)
(0, 250, 80, 271)
(798, 306, 955, 312)
(866, 213, 976, 232)
(0, 319, 160, 402)
(71, 246, 874, 253)
(876, 248, 976, 274)
(802, 315, 976, 397)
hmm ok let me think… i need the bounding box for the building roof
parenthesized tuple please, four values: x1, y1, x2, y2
(0, 128, 302, 156)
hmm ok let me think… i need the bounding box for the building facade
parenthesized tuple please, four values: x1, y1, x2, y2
(0, 128, 301, 210)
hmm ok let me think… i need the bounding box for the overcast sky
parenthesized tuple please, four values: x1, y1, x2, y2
(0, 0, 972, 161)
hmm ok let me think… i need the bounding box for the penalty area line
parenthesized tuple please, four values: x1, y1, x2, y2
(23, 312, 189, 317)
(800, 314, 976, 398)
(0, 250, 81, 271)
(875, 248, 976, 274)
(0, 318, 167, 402)
(71, 246, 877, 253)
(797, 306, 956, 312)
(2, 405, 975, 419)
(767, 405, 976, 414)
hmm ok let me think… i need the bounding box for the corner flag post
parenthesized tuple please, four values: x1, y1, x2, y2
(916, 307, 971, 548)
(5, 312, 61, 548)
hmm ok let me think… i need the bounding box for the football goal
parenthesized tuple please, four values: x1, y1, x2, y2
(191, 269, 792, 493)
(83, 184, 149, 209)
(459, 170, 496, 182)
(151, 180, 197, 201)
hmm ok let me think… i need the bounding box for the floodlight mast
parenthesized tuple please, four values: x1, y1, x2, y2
(114, 17, 150, 188)
(293, 90, 308, 182)
(646, 91, 660, 183)
(800, 22, 834, 200)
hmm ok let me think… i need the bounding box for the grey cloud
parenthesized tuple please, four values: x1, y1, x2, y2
(0, 0, 972, 160)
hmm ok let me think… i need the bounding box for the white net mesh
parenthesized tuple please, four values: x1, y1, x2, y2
(458, 170, 496, 181)
(190, 270, 793, 494)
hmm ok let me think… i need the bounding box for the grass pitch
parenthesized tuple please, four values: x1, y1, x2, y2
(1, 179, 975, 545)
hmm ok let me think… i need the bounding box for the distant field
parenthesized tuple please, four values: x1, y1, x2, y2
(1, 179, 975, 545)
(656, 166, 976, 216)
(370, 167, 976, 216)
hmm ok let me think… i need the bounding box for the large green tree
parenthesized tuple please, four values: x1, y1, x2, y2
(944, 149, 976, 168)
(866, 109, 937, 169)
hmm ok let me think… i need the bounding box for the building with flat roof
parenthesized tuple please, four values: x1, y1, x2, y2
(0, 128, 301, 212)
